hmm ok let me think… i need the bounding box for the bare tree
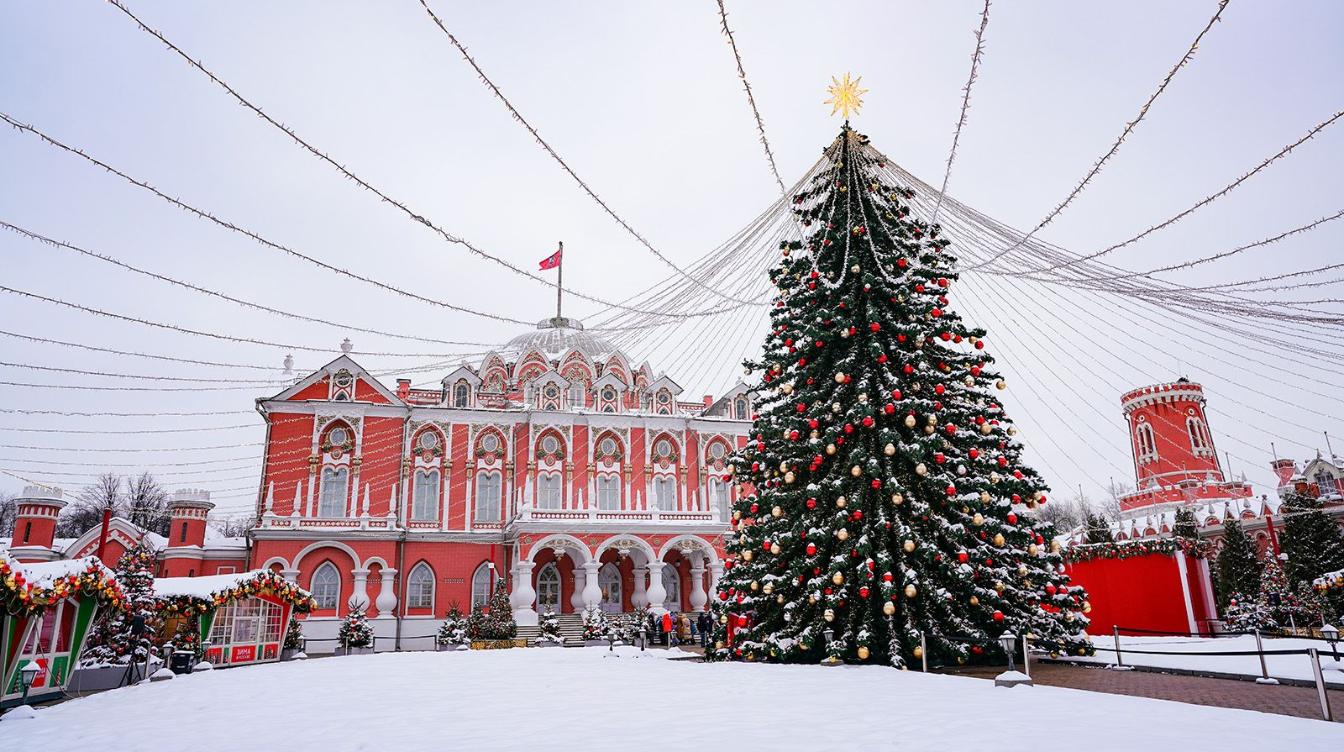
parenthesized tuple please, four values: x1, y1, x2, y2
(1099, 478, 1130, 523)
(210, 514, 257, 539)
(1030, 492, 1083, 533)
(126, 472, 170, 536)
(57, 473, 123, 538)
(0, 490, 17, 536)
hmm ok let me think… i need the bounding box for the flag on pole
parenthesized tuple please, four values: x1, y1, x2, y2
(538, 247, 563, 270)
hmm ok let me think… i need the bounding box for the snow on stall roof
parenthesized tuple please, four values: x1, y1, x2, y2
(153, 570, 274, 600)
(14, 557, 114, 588)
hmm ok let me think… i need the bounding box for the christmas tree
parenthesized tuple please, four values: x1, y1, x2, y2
(338, 610, 373, 649)
(1172, 507, 1199, 540)
(710, 124, 1091, 667)
(284, 615, 305, 651)
(1224, 555, 1327, 632)
(79, 543, 160, 666)
(537, 609, 562, 644)
(582, 606, 608, 640)
(1215, 518, 1261, 610)
(1278, 491, 1344, 585)
(468, 580, 516, 640)
(1083, 512, 1115, 544)
(437, 604, 470, 647)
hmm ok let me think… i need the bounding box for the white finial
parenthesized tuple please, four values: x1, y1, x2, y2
(283, 354, 295, 376)
(340, 338, 354, 354)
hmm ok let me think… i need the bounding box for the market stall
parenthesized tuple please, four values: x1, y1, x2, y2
(1, 552, 124, 706)
(154, 570, 314, 667)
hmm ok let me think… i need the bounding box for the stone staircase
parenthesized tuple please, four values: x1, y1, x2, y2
(516, 613, 586, 647)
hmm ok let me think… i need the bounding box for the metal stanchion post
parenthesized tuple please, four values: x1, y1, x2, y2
(1252, 629, 1277, 684)
(1309, 648, 1334, 722)
(1022, 635, 1031, 679)
(1112, 625, 1124, 669)
(920, 632, 928, 673)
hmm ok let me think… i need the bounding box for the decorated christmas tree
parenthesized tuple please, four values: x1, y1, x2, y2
(1083, 512, 1115, 544)
(284, 615, 305, 651)
(1215, 518, 1261, 610)
(1224, 555, 1327, 631)
(710, 117, 1091, 667)
(582, 606, 608, 640)
(338, 609, 373, 649)
(1172, 507, 1199, 540)
(1278, 491, 1344, 586)
(79, 543, 160, 666)
(437, 604, 470, 647)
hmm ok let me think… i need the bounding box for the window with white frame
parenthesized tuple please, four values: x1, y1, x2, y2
(1187, 417, 1213, 456)
(734, 397, 748, 419)
(312, 562, 340, 610)
(317, 466, 349, 517)
(569, 383, 585, 406)
(412, 469, 440, 521)
(475, 471, 502, 522)
(406, 563, 434, 610)
(597, 475, 621, 510)
(1135, 422, 1157, 464)
(1313, 468, 1337, 496)
(454, 382, 470, 407)
(537, 473, 562, 509)
(709, 477, 730, 519)
(654, 476, 677, 511)
(471, 563, 494, 607)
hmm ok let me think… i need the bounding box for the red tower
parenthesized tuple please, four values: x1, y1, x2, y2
(7, 486, 67, 563)
(160, 489, 215, 577)
(1121, 379, 1222, 488)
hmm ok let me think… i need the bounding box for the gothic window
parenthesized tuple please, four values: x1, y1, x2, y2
(454, 382, 471, 408)
(734, 397, 748, 420)
(1135, 421, 1157, 464)
(1187, 417, 1213, 457)
(708, 441, 728, 464)
(654, 476, 677, 511)
(317, 466, 349, 518)
(312, 563, 340, 611)
(412, 469, 440, 521)
(662, 565, 682, 610)
(708, 477, 730, 519)
(471, 563, 494, 608)
(331, 369, 354, 402)
(1314, 468, 1337, 496)
(597, 475, 621, 510)
(569, 383, 585, 406)
(539, 434, 561, 458)
(537, 473, 562, 510)
(406, 563, 434, 610)
(475, 471, 502, 522)
(655, 390, 672, 415)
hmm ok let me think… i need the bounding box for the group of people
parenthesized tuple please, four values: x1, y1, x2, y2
(644, 608, 714, 648)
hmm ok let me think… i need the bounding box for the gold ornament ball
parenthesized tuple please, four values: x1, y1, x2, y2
(770, 542, 781, 555)
(996, 380, 1006, 390)
(979, 491, 991, 503)
(1017, 564, 1029, 576)
(834, 372, 847, 384)
(836, 495, 847, 508)
(857, 646, 870, 660)
(883, 601, 896, 616)
(884, 443, 896, 456)
(743, 550, 754, 562)
(857, 393, 868, 404)
(720, 615, 729, 624)
(771, 505, 783, 518)
(904, 415, 917, 428)
(904, 584, 918, 598)
(915, 463, 928, 475)
(927, 414, 938, 426)
(716, 641, 725, 650)
(994, 581, 1006, 594)
(733, 510, 742, 521)
(779, 461, 789, 472)
(969, 595, 979, 606)
(763, 582, 774, 594)
(923, 425, 936, 435)
(824, 608, 836, 622)
(832, 402, 842, 412)
(890, 493, 904, 505)
(750, 580, 759, 591)
(837, 528, 850, 541)
(963, 375, 975, 386)
(913, 645, 924, 659)
(826, 443, 837, 456)
(993, 533, 1005, 547)
(1083, 600, 1092, 614)
(903, 539, 916, 553)
(851, 465, 862, 477)
(777, 594, 786, 604)
(832, 572, 845, 585)
(785, 471, 796, 484)
(781, 383, 794, 394)
(972, 513, 984, 526)
(1028, 544, 1039, 556)
(980, 424, 992, 435)
(1050, 540, 1062, 553)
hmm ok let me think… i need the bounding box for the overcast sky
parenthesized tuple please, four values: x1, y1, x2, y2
(2, 1, 1341, 518)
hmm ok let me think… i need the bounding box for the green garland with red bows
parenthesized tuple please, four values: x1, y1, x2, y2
(1063, 536, 1210, 564)
(155, 569, 316, 617)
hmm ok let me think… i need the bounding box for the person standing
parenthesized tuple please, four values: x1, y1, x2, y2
(697, 609, 712, 648)
(661, 610, 674, 646)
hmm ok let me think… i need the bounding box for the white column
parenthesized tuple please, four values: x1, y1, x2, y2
(631, 562, 648, 609)
(571, 565, 587, 611)
(689, 558, 708, 612)
(280, 568, 300, 584)
(511, 560, 539, 626)
(374, 568, 398, 619)
(349, 568, 371, 613)
(708, 561, 724, 597)
(645, 560, 667, 614)
(581, 560, 602, 612)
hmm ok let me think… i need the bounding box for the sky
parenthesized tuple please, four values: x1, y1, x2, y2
(1, 0, 1341, 519)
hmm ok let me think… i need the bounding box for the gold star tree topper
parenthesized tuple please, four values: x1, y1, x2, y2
(824, 73, 868, 119)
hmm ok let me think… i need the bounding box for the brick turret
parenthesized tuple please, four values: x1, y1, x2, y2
(8, 486, 66, 562)
(160, 489, 214, 577)
(1121, 378, 1224, 489)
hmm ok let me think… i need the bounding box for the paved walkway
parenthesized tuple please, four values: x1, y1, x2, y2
(938, 661, 1343, 723)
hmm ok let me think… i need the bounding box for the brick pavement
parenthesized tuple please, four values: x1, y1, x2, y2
(938, 661, 1343, 723)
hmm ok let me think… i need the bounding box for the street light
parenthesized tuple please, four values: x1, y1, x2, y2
(821, 628, 839, 666)
(19, 661, 40, 705)
(994, 632, 1032, 688)
(1323, 624, 1340, 662)
(999, 631, 1018, 674)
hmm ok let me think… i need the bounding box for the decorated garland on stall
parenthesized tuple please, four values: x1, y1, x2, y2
(1314, 568, 1344, 592)
(155, 569, 316, 618)
(1, 553, 127, 617)
(1062, 536, 1210, 564)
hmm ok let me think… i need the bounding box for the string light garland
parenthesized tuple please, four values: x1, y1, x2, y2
(714, 0, 787, 196)
(929, 0, 991, 226)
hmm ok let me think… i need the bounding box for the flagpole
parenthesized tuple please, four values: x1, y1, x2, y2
(555, 241, 563, 320)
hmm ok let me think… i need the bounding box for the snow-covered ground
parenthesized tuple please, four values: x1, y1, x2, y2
(1071, 634, 1344, 686)
(2, 646, 1340, 751)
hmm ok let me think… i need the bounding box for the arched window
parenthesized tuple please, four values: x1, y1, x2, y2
(568, 383, 585, 407)
(1135, 422, 1157, 464)
(654, 476, 677, 511)
(661, 565, 681, 610)
(708, 477, 730, 519)
(412, 469, 440, 521)
(318, 466, 349, 517)
(734, 397, 748, 420)
(597, 475, 621, 510)
(471, 563, 495, 607)
(312, 563, 340, 611)
(1187, 417, 1212, 456)
(406, 563, 435, 610)
(454, 382, 470, 408)
(537, 473, 562, 510)
(475, 471, 502, 522)
(598, 563, 622, 613)
(537, 563, 561, 614)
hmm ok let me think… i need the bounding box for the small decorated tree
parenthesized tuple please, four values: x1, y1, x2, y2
(1083, 512, 1115, 544)
(338, 609, 374, 650)
(483, 580, 517, 640)
(467, 602, 488, 640)
(1172, 507, 1199, 540)
(1225, 556, 1327, 632)
(284, 615, 304, 651)
(79, 543, 160, 666)
(582, 607, 608, 640)
(537, 609, 562, 644)
(1215, 519, 1261, 610)
(437, 604, 470, 648)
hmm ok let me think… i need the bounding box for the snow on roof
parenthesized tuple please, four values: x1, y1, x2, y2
(20, 557, 115, 588)
(1315, 568, 1343, 590)
(153, 570, 273, 600)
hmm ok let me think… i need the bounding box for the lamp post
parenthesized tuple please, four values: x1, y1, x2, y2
(1323, 624, 1340, 662)
(821, 627, 839, 666)
(994, 632, 1032, 687)
(19, 660, 40, 705)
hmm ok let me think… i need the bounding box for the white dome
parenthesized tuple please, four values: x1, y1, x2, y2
(504, 317, 617, 358)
